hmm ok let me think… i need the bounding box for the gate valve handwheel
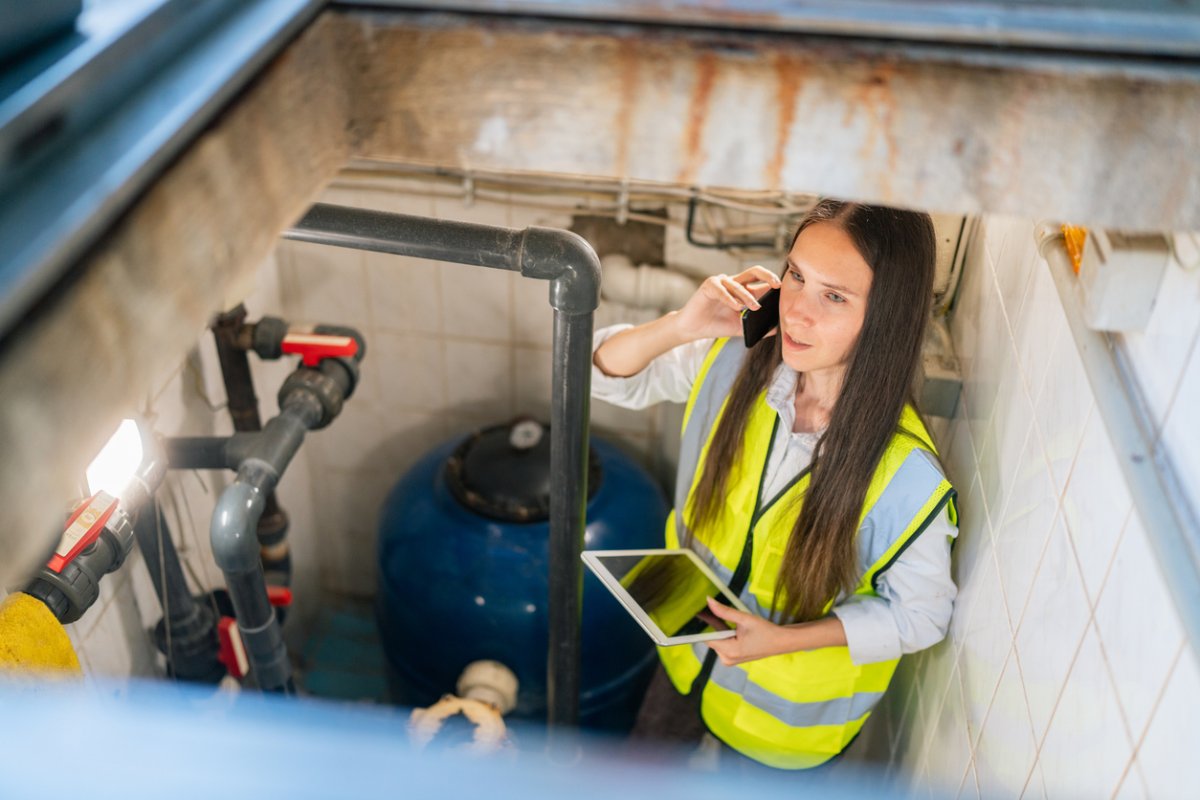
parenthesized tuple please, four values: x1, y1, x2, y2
(281, 333, 358, 367)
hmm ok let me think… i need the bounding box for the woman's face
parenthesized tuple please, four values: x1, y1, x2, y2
(777, 221, 874, 377)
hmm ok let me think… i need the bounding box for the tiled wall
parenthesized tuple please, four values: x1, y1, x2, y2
(877, 216, 1200, 799)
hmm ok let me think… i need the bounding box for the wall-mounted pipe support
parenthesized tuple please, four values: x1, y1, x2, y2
(285, 204, 601, 736)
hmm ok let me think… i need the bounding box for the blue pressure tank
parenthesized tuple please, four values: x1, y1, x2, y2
(376, 419, 668, 730)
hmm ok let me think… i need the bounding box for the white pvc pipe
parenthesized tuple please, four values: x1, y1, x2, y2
(599, 253, 698, 312)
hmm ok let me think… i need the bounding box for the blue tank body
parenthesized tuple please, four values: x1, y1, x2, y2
(376, 433, 668, 730)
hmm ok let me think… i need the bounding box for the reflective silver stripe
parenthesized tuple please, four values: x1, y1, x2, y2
(709, 662, 884, 728)
(856, 447, 946, 570)
(675, 340, 745, 513)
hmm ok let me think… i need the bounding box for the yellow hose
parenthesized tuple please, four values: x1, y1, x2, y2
(0, 592, 82, 678)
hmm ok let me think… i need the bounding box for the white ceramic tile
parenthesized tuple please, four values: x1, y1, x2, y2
(365, 252, 443, 336)
(989, 216, 1038, 340)
(438, 261, 514, 344)
(372, 331, 446, 410)
(1120, 257, 1200, 434)
(1112, 763, 1149, 800)
(1093, 512, 1186, 738)
(286, 241, 370, 325)
(1011, 256, 1065, 403)
(1136, 647, 1200, 800)
(1013, 514, 1090, 741)
(305, 402, 394, 474)
(377, 411, 456, 479)
(513, 274, 556, 347)
(1032, 329, 1091, 494)
(311, 468, 397, 595)
(993, 426, 1059, 623)
(1159, 337, 1200, 511)
(973, 651, 1038, 798)
(922, 666, 974, 799)
(513, 345, 553, 422)
(1060, 412, 1133, 603)
(951, 472, 992, 591)
(958, 759, 982, 799)
(986, 333, 1034, 494)
(953, 549, 1013, 744)
(961, 269, 1012, 450)
(1038, 624, 1134, 799)
(977, 402, 1031, 555)
(444, 339, 514, 419)
(892, 667, 928, 769)
(591, 395, 656, 436)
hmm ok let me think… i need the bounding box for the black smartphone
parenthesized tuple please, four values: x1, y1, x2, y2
(741, 287, 780, 348)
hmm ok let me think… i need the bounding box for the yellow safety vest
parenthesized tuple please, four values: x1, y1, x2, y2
(659, 338, 956, 769)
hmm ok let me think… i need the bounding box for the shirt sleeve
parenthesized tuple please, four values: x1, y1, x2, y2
(830, 506, 958, 665)
(590, 323, 713, 410)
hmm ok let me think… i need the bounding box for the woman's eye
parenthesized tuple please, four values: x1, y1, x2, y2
(789, 270, 803, 283)
(826, 292, 845, 304)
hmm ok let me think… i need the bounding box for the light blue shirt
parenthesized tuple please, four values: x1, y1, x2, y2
(591, 325, 958, 665)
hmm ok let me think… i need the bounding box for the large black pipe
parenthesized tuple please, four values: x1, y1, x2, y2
(285, 204, 600, 734)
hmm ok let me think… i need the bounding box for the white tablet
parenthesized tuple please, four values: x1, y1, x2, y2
(581, 548, 751, 646)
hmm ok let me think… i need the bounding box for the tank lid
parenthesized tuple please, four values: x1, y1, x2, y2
(445, 419, 602, 523)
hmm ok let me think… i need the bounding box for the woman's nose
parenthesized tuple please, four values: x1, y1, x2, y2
(784, 287, 816, 327)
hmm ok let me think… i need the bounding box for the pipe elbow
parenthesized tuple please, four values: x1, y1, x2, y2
(211, 481, 266, 573)
(519, 228, 602, 315)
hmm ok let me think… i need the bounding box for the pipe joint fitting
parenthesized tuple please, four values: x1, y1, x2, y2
(251, 316, 289, 360)
(211, 480, 267, 573)
(278, 368, 343, 430)
(519, 228, 602, 315)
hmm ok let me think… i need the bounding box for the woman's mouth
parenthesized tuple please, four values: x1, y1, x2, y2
(784, 332, 812, 350)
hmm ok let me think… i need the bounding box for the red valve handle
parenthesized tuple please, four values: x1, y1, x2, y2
(267, 586, 293, 608)
(217, 617, 249, 679)
(47, 492, 118, 573)
(281, 333, 358, 367)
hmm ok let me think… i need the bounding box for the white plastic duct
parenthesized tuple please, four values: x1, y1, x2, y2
(599, 254, 699, 312)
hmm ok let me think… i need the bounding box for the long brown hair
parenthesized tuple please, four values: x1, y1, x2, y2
(686, 199, 936, 622)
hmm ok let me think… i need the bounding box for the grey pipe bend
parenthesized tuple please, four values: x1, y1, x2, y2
(519, 227, 602, 315)
(211, 472, 269, 574)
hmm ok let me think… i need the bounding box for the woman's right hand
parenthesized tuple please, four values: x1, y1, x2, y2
(671, 265, 782, 342)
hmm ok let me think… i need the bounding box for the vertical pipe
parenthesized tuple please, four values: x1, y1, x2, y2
(546, 308, 593, 737)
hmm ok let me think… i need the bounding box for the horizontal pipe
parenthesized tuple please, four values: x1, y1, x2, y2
(286, 203, 523, 272)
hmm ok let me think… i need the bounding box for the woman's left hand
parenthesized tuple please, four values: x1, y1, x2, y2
(701, 597, 792, 666)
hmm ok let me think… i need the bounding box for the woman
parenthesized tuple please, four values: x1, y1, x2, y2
(592, 199, 958, 771)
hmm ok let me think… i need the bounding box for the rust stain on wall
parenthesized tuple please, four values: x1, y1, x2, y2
(767, 53, 802, 189)
(614, 39, 639, 177)
(851, 63, 900, 199)
(677, 51, 717, 183)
